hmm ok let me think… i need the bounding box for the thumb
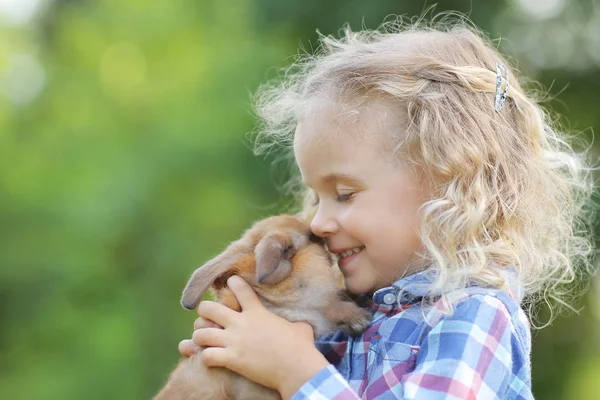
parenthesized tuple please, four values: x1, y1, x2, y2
(227, 275, 262, 311)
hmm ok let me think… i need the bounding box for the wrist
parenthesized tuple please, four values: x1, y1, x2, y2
(277, 348, 330, 400)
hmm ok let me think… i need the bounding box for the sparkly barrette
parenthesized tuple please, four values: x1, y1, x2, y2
(495, 62, 509, 112)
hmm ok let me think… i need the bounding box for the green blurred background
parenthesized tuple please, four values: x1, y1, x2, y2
(1, 0, 599, 399)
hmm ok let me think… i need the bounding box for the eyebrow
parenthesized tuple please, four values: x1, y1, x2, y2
(311, 173, 366, 187)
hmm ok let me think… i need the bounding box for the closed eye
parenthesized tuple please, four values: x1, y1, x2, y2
(336, 193, 354, 202)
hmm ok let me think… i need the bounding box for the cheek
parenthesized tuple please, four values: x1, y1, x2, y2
(340, 196, 422, 251)
(338, 206, 369, 238)
(367, 216, 421, 261)
(380, 196, 423, 239)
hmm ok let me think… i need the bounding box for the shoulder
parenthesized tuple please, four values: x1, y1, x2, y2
(426, 287, 531, 355)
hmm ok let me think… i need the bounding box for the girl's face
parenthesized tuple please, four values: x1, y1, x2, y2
(294, 102, 430, 294)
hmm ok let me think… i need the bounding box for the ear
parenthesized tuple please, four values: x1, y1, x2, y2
(180, 251, 245, 310)
(255, 233, 306, 285)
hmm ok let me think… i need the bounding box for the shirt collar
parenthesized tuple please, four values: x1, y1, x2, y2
(371, 270, 437, 307)
(370, 266, 523, 307)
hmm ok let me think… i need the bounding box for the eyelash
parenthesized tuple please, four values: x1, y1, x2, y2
(336, 193, 354, 202)
(310, 192, 355, 206)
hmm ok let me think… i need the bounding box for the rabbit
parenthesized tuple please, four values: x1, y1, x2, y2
(154, 214, 372, 400)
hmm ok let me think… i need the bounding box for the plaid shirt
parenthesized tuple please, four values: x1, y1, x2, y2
(291, 270, 533, 399)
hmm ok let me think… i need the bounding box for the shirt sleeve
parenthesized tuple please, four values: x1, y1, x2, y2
(290, 364, 359, 400)
(291, 294, 529, 399)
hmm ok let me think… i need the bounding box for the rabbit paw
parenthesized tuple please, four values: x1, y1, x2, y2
(337, 307, 372, 336)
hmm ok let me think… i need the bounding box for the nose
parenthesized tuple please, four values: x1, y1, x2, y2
(310, 204, 338, 238)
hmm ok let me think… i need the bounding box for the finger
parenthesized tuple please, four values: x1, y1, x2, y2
(227, 275, 262, 311)
(194, 317, 222, 331)
(192, 327, 227, 348)
(294, 321, 315, 338)
(199, 347, 232, 368)
(178, 339, 199, 357)
(196, 300, 238, 327)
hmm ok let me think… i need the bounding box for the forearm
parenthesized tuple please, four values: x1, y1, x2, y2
(278, 349, 330, 400)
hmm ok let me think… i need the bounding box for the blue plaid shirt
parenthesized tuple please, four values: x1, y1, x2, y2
(292, 270, 533, 399)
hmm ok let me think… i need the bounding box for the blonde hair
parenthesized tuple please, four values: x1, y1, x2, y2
(251, 15, 597, 325)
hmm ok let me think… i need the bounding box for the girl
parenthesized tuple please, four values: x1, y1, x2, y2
(177, 16, 596, 399)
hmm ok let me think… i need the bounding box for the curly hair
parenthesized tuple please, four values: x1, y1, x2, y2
(250, 14, 597, 326)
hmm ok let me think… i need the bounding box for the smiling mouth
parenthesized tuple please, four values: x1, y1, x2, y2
(336, 246, 365, 261)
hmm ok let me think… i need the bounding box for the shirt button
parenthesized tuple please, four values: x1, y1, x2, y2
(383, 293, 397, 305)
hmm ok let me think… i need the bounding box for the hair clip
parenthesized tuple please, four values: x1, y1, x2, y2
(495, 62, 509, 112)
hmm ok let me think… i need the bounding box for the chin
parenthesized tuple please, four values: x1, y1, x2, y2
(344, 277, 375, 295)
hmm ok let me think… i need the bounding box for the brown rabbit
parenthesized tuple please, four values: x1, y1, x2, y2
(154, 214, 372, 400)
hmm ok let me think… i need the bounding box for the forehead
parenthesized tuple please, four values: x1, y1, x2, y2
(293, 100, 402, 186)
(295, 98, 401, 143)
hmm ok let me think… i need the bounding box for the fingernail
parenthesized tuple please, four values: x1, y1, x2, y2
(227, 275, 241, 286)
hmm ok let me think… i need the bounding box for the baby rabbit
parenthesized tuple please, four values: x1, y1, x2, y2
(154, 214, 372, 400)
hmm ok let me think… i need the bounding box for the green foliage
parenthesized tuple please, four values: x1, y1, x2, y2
(0, 1, 598, 399)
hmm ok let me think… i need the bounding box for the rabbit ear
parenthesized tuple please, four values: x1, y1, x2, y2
(180, 251, 245, 310)
(255, 233, 305, 285)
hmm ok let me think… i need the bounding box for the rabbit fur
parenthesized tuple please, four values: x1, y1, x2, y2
(154, 214, 372, 400)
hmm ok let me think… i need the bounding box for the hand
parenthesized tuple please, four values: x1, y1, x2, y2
(178, 317, 221, 357)
(183, 275, 330, 399)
